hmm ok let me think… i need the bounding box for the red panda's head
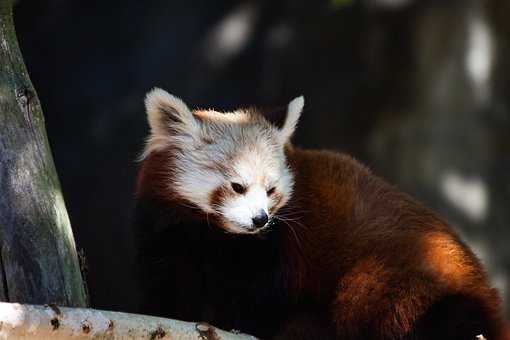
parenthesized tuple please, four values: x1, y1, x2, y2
(140, 88, 304, 234)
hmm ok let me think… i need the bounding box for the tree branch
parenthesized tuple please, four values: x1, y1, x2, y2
(0, 302, 257, 339)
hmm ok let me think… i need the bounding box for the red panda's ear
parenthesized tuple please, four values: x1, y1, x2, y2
(144, 88, 199, 138)
(278, 96, 304, 144)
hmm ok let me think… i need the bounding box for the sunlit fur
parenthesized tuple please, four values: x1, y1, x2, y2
(141, 88, 300, 233)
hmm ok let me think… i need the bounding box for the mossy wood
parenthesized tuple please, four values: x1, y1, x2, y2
(0, 1, 86, 306)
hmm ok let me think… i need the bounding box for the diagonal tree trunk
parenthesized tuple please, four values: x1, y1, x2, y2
(0, 0, 86, 306)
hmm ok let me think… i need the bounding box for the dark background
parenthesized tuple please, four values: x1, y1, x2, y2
(13, 0, 510, 317)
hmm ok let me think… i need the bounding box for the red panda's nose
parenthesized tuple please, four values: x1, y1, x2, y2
(252, 211, 268, 228)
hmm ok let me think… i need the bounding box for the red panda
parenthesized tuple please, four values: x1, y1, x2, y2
(134, 88, 510, 340)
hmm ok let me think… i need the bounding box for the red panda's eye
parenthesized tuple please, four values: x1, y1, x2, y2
(267, 187, 276, 196)
(231, 182, 246, 194)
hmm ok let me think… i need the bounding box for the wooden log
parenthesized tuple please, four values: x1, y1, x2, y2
(0, 1, 86, 306)
(0, 302, 257, 340)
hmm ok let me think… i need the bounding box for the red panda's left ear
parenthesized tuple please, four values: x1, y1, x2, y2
(144, 88, 200, 138)
(278, 96, 304, 144)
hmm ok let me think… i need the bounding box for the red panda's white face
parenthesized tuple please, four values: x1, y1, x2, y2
(142, 88, 303, 234)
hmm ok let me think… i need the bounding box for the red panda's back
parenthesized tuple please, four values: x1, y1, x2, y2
(285, 146, 510, 339)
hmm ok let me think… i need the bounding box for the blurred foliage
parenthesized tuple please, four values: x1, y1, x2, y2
(330, 0, 355, 9)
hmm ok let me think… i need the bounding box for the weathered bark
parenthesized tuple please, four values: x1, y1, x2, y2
(0, 1, 86, 306)
(0, 302, 257, 340)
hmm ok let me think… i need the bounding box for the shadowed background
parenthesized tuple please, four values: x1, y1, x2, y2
(13, 0, 510, 317)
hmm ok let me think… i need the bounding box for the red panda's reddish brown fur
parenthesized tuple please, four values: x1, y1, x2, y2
(134, 91, 509, 339)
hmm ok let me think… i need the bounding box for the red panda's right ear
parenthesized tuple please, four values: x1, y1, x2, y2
(144, 88, 199, 138)
(278, 96, 304, 144)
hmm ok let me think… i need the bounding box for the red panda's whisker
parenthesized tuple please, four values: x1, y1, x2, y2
(273, 215, 309, 232)
(277, 218, 306, 257)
